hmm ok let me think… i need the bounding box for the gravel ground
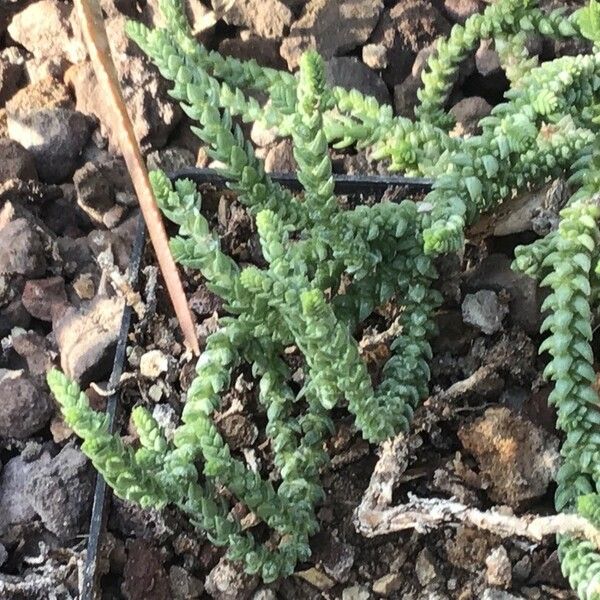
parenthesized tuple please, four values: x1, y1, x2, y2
(0, 0, 589, 598)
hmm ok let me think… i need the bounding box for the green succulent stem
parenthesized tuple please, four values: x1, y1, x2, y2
(44, 0, 600, 594)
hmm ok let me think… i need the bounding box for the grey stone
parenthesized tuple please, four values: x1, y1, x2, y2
(0, 138, 37, 182)
(169, 565, 204, 599)
(325, 57, 391, 106)
(368, 0, 451, 87)
(0, 453, 50, 535)
(342, 585, 372, 600)
(463, 253, 540, 335)
(147, 147, 196, 174)
(481, 591, 525, 600)
(7, 106, 93, 183)
(512, 554, 532, 582)
(251, 591, 277, 600)
(321, 539, 355, 583)
(485, 546, 512, 589)
(0, 47, 25, 107)
(462, 290, 508, 335)
(0, 218, 47, 277)
(27, 445, 94, 541)
(415, 548, 441, 587)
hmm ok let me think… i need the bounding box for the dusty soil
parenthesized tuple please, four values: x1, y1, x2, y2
(0, 0, 589, 599)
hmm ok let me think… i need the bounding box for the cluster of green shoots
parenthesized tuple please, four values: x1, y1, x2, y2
(47, 0, 600, 595)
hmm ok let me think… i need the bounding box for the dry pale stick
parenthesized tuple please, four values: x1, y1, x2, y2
(355, 434, 600, 549)
(74, 0, 200, 355)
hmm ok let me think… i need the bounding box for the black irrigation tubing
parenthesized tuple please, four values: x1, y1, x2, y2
(81, 168, 432, 598)
(169, 167, 434, 197)
(81, 214, 146, 600)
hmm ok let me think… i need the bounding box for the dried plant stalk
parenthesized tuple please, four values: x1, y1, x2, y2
(354, 435, 600, 550)
(74, 0, 199, 355)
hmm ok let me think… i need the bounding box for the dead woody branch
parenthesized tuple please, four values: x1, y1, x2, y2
(355, 434, 600, 549)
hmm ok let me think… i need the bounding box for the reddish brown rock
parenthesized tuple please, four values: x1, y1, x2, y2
(0, 369, 54, 439)
(280, 0, 383, 70)
(54, 295, 125, 385)
(449, 96, 492, 136)
(73, 158, 135, 226)
(224, 0, 292, 39)
(0, 218, 47, 278)
(475, 40, 502, 77)
(443, 0, 485, 23)
(123, 539, 172, 600)
(458, 407, 559, 507)
(7, 0, 86, 64)
(205, 557, 258, 600)
(265, 139, 296, 173)
(367, 0, 451, 87)
(219, 37, 287, 70)
(393, 74, 421, 118)
(6, 75, 71, 113)
(0, 298, 31, 337)
(66, 58, 179, 152)
(22, 276, 67, 321)
(217, 413, 258, 451)
(12, 330, 54, 375)
(189, 283, 223, 317)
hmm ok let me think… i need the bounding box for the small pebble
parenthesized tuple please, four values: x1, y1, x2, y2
(485, 546, 512, 589)
(295, 567, 335, 591)
(415, 548, 440, 587)
(169, 565, 204, 600)
(139, 349, 169, 378)
(342, 585, 372, 600)
(372, 573, 403, 596)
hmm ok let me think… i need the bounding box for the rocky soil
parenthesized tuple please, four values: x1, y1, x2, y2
(0, 0, 590, 599)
